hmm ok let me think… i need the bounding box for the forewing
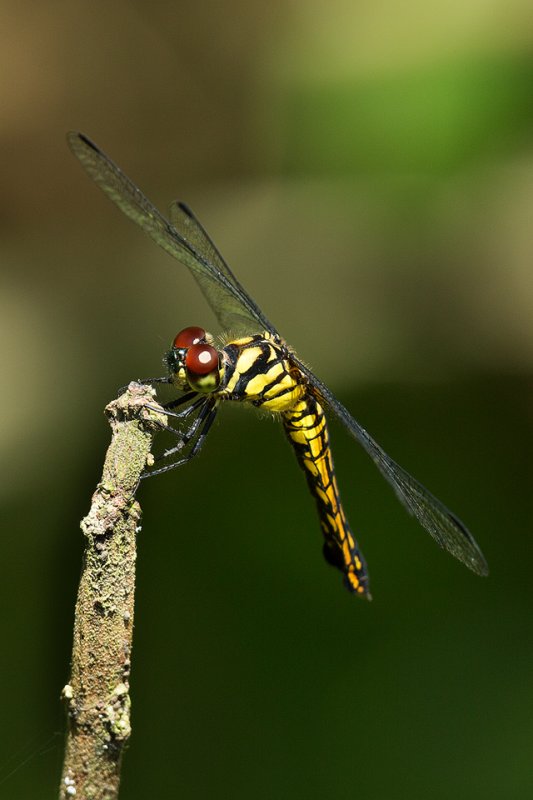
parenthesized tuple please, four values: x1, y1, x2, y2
(67, 132, 275, 335)
(294, 359, 489, 576)
(169, 201, 276, 335)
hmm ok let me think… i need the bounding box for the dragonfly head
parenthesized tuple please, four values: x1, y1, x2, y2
(166, 326, 223, 394)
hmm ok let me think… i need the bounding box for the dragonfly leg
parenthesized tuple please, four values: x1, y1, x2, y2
(144, 393, 205, 427)
(164, 392, 199, 411)
(144, 418, 189, 437)
(156, 398, 215, 459)
(142, 398, 218, 478)
(162, 393, 211, 419)
(143, 393, 207, 442)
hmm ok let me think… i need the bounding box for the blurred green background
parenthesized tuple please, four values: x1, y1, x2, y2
(1, 1, 533, 798)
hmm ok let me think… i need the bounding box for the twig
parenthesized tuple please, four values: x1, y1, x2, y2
(59, 383, 167, 800)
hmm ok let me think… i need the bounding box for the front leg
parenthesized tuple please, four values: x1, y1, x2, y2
(142, 396, 219, 478)
(143, 392, 206, 436)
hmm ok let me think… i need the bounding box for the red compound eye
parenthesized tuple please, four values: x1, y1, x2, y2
(173, 326, 206, 349)
(185, 343, 219, 376)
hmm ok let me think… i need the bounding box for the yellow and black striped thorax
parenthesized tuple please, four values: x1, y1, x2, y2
(218, 332, 306, 412)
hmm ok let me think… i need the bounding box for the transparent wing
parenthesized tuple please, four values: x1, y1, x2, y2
(67, 132, 277, 336)
(293, 358, 489, 576)
(168, 201, 275, 335)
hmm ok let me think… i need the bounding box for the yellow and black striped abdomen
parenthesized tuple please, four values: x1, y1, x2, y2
(220, 333, 369, 597)
(282, 393, 370, 598)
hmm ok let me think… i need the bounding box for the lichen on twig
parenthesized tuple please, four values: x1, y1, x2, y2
(59, 383, 166, 800)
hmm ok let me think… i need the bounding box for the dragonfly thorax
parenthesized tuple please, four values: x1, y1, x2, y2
(218, 332, 306, 412)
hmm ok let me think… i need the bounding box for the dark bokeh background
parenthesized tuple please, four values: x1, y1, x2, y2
(1, 2, 533, 798)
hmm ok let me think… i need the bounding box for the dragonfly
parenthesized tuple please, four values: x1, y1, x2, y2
(67, 131, 489, 599)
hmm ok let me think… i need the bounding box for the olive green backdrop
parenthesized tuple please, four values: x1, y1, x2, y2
(1, 2, 532, 798)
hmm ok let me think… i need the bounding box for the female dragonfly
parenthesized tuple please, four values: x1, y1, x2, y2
(68, 132, 488, 599)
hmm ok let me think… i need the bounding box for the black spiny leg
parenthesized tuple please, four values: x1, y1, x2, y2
(142, 397, 219, 478)
(144, 392, 205, 436)
(164, 391, 199, 412)
(138, 376, 172, 385)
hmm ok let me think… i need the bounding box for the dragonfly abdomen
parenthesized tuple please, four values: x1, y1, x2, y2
(282, 393, 371, 599)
